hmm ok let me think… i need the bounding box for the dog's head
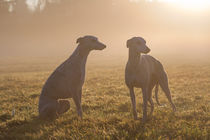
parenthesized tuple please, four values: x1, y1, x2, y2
(127, 37, 150, 54)
(76, 35, 106, 51)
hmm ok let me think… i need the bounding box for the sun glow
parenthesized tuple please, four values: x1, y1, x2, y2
(157, 0, 210, 11)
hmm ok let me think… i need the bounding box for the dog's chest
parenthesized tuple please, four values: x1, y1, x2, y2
(129, 73, 144, 87)
(125, 67, 146, 87)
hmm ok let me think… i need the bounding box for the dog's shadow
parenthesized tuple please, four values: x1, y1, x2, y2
(0, 115, 59, 140)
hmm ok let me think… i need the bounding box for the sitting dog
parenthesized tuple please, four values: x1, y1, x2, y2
(38, 35, 106, 120)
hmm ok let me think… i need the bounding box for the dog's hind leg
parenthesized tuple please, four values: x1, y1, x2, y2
(155, 83, 161, 106)
(148, 98, 154, 116)
(158, 71, 176, 112)
(39, 102, 58, 120)
(142, 87, 148, 122)
(57, 99, 70, 115)
(147, 85, 154, 116)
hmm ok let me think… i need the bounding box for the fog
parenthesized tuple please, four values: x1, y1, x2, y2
(0, 0, 210, 64)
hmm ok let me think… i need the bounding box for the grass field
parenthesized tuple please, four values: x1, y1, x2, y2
(0, 60, 209, 139)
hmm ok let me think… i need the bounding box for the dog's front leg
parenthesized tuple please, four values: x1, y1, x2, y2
(129, 87, 138, 120)
(73, 92, 83, 119)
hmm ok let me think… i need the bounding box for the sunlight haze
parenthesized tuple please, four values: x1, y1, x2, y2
(0, 0, 209, 63)
(0, 1, 210, 139)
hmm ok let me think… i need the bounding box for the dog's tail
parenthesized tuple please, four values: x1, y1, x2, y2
(155, 83, 161, 106)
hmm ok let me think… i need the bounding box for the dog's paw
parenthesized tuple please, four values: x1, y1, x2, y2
(159, 104, 167, 107)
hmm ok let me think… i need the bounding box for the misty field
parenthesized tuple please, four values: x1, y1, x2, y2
(0, 61, 209, 139)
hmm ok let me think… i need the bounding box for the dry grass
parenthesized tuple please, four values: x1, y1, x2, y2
(0, 61, 209, 139)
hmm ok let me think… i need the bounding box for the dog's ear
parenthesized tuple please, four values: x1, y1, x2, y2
(76, 37, 83, 44)
(126, 39, 131, 48)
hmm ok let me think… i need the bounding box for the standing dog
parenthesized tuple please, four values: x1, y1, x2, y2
(39, 35, 106, 120)
(125, 37, 176, 122)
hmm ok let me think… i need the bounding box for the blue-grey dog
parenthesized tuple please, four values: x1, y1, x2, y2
(38, 35, 106, 120)
(125, 37, 176, 122)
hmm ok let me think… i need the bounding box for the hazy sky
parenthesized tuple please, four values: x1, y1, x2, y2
(0, 0, 209, 62)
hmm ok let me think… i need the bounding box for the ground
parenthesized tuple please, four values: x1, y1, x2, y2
(0, 60, 209, 139)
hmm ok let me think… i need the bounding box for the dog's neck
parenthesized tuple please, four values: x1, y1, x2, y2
(68, 45, 90, 66)
(128, 49, 141, 66)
